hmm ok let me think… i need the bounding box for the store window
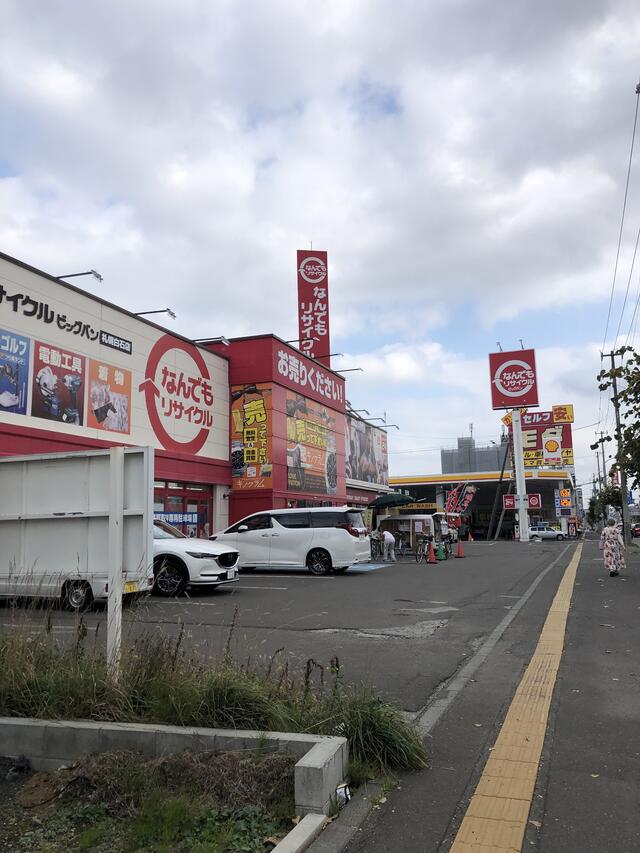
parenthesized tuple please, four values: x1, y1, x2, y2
(153, 482, 214, 538)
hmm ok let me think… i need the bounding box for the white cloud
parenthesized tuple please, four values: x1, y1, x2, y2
(0, 0, 638, 503)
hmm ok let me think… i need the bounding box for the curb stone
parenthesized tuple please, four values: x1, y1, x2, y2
(0, 717, 347, 819)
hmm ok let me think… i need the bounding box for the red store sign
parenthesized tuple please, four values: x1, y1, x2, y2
(297, 250, 330, 366)
(140, 335, 214, 454)
(489, 349, 539, 410)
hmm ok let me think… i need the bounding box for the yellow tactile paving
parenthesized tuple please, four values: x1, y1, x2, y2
(474, 776, 536, 803)
(454, 815, 526, 850)
(449, 543, 583, 853)
(466, 795, 531, 824)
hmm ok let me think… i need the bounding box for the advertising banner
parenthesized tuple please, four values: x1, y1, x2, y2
(297, 250, 330, 366)
(0, 327, 30, 415)
(521, 423, 574, 467)
(31, 341, 86, 425)
(489, 349, 539, 409)
(0, 256, 229, 460)
(345, 416, 388, 486)
(275, 345, 344, 410)
(87, 359, 132, 434)
(230, 384, 273, 490)
(286, 391, 338, 495)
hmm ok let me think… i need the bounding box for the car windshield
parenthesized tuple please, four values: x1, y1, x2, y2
(153, 519, 186, 539)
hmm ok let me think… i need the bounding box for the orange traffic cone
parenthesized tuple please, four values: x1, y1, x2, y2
(467, 530, 474, 542)
(427, 540, 437, 564)
(456, 540, 465, 559)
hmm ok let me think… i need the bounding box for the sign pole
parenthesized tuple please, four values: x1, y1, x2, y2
(512, 409, 530, 542)
(107, 446, 125, 679)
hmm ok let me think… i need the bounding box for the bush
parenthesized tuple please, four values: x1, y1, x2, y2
(0, 632, 427, 772)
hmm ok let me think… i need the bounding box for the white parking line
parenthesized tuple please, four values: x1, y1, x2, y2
(238, 585, 288, 591)
(1, 623, 75, 631)
(239, 574, 335, 580)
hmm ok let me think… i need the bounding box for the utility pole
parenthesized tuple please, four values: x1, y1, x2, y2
(595, 431, 607, 489)
(596, 451, 602, 492)
(602, 350, 631, 543)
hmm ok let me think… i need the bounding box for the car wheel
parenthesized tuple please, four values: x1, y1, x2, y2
(556, 534, 564, 541)
(307, 548, 332, 576)
(333, 566, 349, 574)
(531, 535, 541, 541)
(153, 557, 188, 596)
(62, 580, 93, 612)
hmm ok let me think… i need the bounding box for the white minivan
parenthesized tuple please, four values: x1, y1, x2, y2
(211, 507, 370, 575)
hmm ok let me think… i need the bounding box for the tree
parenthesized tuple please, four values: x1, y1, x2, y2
(597, 346, 640, 488)
(587, 486, 622, 526)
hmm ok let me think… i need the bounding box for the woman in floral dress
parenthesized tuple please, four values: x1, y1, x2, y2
(600, 518, 626, 577)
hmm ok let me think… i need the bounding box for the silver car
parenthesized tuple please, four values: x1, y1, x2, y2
(530, 524, 565, 541)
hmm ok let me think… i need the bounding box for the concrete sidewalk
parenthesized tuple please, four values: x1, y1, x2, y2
(316, 537, 639, 853)
(529, 536, 640, 853)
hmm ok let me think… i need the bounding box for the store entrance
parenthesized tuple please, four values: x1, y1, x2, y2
(153, 482, 214, 539)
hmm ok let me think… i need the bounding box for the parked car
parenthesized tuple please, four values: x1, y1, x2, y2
(153, 519, 239, 596)
(211, 507, 370, 575)
(631, 523, 640, 538)
(529, 523, 565, 541)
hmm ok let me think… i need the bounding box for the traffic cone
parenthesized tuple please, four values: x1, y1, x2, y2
(456, 540, 465, 558)
(427, 540, 437, 564)
(467, 530, 474, 542)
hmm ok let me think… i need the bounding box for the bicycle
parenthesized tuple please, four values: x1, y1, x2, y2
(415, 537, 428, 563)
(370, 537, 383, 561)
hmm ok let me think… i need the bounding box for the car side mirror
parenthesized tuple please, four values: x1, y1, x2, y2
(237, 525, 249, 532)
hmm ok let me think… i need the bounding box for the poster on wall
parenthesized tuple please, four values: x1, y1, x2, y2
(286, 391, 338, 495)
(0, 327, 30, 415)
(87, 359, 132, 434)
(345, 417, 388, 486)
(30, 341, 85, 425)
(231, 384, 273, 490)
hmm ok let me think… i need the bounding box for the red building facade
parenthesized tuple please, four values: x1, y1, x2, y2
(207, 335, 348, 523)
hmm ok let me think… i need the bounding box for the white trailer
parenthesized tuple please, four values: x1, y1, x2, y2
(0, 446, 153, 611)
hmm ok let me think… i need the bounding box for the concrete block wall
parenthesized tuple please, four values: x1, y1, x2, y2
(0, 718, 347, 816)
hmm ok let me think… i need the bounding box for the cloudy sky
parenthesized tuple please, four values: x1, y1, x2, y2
(2, 0, 640, 497)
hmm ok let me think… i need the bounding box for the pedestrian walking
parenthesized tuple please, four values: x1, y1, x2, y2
(600, 518, 626, 577)
(382, 529, 396, 562)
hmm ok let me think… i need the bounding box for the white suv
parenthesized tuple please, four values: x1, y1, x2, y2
(211, 507, 370, 575)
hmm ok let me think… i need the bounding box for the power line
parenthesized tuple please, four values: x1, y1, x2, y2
(615, 220, 640, 341)
(601, 82, 640, 353)
(599, 81, 640, 425)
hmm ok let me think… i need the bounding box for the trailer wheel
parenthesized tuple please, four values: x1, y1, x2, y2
(62, 580, 93, 612)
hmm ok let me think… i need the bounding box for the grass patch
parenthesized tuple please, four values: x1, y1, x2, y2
(0, 634, 427, 772)
(6, 750, 292, 852)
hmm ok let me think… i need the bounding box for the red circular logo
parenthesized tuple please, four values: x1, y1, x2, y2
(299, 255, 327, 284)
(493, 358, 535, 398)
(140, 335, 213, 454)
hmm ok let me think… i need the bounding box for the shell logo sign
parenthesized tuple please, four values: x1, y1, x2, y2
(489, 349, 539, 410)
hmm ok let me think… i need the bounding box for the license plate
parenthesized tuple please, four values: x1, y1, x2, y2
(226, 570, 236, 580)
(124, 581, 139, 594)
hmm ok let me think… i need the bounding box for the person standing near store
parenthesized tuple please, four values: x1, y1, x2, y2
(382, 529, 396, 563)
(600, 517, 626, 577)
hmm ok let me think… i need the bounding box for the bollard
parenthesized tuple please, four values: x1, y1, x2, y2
(456, 540, 465, 559)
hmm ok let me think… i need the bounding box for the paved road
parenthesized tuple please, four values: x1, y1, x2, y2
(310, 537, 640, 853)
(1, 541, 575, 715)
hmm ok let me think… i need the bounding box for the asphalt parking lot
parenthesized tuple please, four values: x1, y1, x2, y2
(0, 541, 576, 713)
